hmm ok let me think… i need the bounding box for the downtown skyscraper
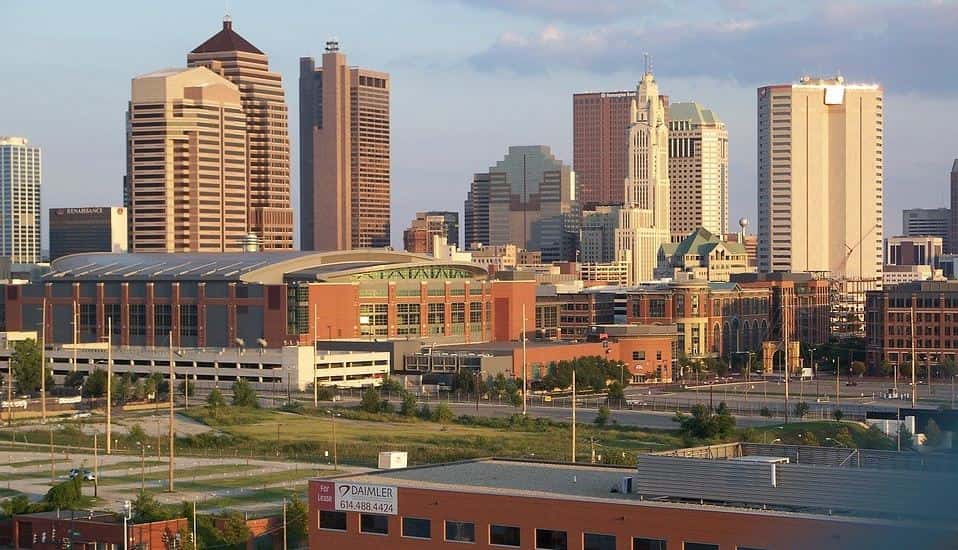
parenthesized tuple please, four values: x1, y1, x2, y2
(613, 68, 672, 284)
(668, 102, 728, 239)
(126, 67, 249, 252)
(0, 137, 41, 263)
(188, 17, 294, 249)
(300, 42, 391, 251)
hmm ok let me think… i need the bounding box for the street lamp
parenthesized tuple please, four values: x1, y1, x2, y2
(135, 442, 151, 493)
(123, 499, 132, 550)
(325, 409, 340, 470)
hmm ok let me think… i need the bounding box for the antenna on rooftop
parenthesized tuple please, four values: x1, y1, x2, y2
(224, 0, 231, 23)
(644, 52, 653, 75)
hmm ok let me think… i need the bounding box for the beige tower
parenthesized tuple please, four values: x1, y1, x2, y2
(126, 67, 248, 252)
(757, 76, 884, 335)
(188, 17, 293, 250)
(669, 102, 728, 239)
(615, 67, 671, 284)
(300, 42, 391, 251)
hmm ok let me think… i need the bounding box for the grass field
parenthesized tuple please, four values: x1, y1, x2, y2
(179, 406, 686, 467)
(749, 420, 895, 449)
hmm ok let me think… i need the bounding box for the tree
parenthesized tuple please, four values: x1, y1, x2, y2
(924, 419, 944, 447)
(794, 401, 810, 419)
(132, 491, 173, 523)
(286, 496, 308, 547)
(360, 387, 382, 413)
(113, 373, 134, 406)
(11, 339, 50, 394)
(898, 423, 915, 450)
(594, 405, 611, 426)
(433, 402, 454, 424)
(44, 478, 83, 510)
(231, 379, 258, 408)
(675, 403, 736, 440)
(760, 406, 772, 419)
(833, 426, 856, 448)
(127, 424, 149, 447)
(219, 512, 252, 548)
(207, 388, 226, 409)
(81, 368, 109, 398)
(850, 361, 866, 377)
(607, 381, 625, 402)
(832, 409, 844, 422)
(939, 359, 958, 378)
(0, 495, 31, 519)
(400, 392, 417, 417)
(177, 379, 195, 399)
(63, 371, 86, 390)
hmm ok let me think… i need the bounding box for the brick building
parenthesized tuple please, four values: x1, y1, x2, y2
(8, 511, 186, 550)
(731, 272, 830, 346)
(535, 289, 615, 341)
(624, 280, 770, 360)
(308, 452, 956, 550)
(866, 280, 958, 371)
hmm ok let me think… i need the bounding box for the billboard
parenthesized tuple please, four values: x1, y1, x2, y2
(316, 481, 397, 515)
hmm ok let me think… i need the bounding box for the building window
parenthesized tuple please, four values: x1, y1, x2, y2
(490, 524, 521, 547)
(445, 521, 475, 543)
(397, 303, 420, 336)
(79, 303, 97, 337)
(359, 304, 388, 336)
(129, 304, 146, 336)
(584, 533, 616, 550)
(634, 538, 667, 550)
(684, 544, 718, 550)
(428, 303, 445, 335)
(656, 351, 662, 361)
(650, 299, 666, 317)
(360, 513, 389, 535)
(402, 517, 431, 539)
(452, 302, 466, 324)
(632, 351, 646, 361)
(536, 529, 568, 550)
(470, 306, 482, 324)
(319, 511, 347, 531)
(180, 304, 198, 337)
(154, 304, 172, 337)
(674, 295, 685, 316)
(105, 303, 121, 335)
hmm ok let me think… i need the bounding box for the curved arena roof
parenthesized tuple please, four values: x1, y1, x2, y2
(45, 250, 488, 285)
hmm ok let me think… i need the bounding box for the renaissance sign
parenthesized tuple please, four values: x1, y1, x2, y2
(316, 481, 397, 515)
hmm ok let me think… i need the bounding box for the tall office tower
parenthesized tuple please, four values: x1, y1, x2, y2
(950, 161, 958, 253)
(903, 208, 950, 248)
(573, 91, 634, 207)
(403, 212, 448, 255)
(885, 236, 942, 267)
(668, 102, 728, 239)
(422, 210, 460, 248)
(580, 206, 619, 263)
(464, 146, 578, 262)
(126, 67, 248, 252)
(0, 137, 41, 263)
(757, 76, 883, 336)
(614, 67, 672, 284)
(187, 17, 293, 250)
(300, 42, 390, 251)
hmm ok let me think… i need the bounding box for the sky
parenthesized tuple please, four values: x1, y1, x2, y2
(2, 0, 957, 250)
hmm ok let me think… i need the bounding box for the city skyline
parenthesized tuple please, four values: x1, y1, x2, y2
(2, 1, 957, 249)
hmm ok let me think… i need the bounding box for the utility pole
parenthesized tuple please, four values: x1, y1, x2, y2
(168, 331, 175, 493)
(48, 425, 54, 481)
(836, 356, 840, 409)
(72, 300, 78, 372)
(107, 318, 112, 455)
(93, 431, 99, 497)
(571, 367, 576, 463)
(313, 304, 319, 408)
(41, 297, 47, 424)
(783, 296, 789, 424)
(521, 305, 527, 416)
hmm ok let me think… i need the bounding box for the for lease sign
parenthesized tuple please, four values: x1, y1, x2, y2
(316, 481, 398, 515)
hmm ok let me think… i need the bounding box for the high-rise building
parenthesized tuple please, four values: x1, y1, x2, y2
(463, 146, 578, 263)
(950, 160, 958, 253)
(614, 68, 672, 284)
(49, 207, 127, 260)
(187, 17, 293, 250)
(0, 137, 41, 263)
(126, 67, 248, 252)
(300, 42, 390, 251)
(903, 207, 950, 247)
(757, 76, 883, 277)
(668, 102, 728, 239)
(421, 210, 459, 248)
(573, 91, 634, 207)
(757, 76, 883, 337)
(403, 212, 448, 255)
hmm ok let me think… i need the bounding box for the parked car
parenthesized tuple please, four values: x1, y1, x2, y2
(69, 468, 96, 481)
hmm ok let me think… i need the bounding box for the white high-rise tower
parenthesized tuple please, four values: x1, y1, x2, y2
(614, 64, 671, 284)
(0, 137, 41, 263)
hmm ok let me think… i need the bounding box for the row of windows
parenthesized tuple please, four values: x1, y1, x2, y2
(320, 511, 763, 550)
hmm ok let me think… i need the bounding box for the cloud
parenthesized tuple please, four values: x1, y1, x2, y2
(452, 0, 668, 23)
(468, 1, 958, 95)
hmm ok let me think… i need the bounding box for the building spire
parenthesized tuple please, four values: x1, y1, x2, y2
(223, 0, 232, 28)
(644, 52, 653, 75)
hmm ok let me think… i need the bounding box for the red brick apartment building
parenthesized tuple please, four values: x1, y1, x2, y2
(309, 452, 958, 550)
(866, 280, 958, 370)
(5, 511, 186, 549)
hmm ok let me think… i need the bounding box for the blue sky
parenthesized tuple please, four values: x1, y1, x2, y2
(3, 0, 956, 249)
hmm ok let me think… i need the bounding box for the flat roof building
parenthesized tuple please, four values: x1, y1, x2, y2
(0, 137, 41, 264)
(308, 450, 957, 550)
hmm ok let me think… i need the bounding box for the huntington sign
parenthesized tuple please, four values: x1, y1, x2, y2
(316, 481, 398, 515)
